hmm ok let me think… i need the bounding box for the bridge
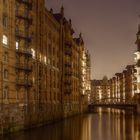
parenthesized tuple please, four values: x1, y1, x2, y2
(89, 97, 137, 110)
(88, 103, 137, 111)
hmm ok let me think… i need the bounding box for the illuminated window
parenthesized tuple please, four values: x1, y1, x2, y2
(2, 35, 8, 45)
(16, 41, 19, 49)
(31, 48, 35, 59)
(32, 76, 35, 84)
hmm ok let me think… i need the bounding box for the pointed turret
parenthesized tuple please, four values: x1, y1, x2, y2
(60, 5, 64, 17)
(50, 8, 53, 14)
(69, 19, 72, 27)
(79, 32, 82, 38)
(79, 32, 84, 45)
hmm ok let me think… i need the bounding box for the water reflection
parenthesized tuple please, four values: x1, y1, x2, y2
(1, 108, 140, 140)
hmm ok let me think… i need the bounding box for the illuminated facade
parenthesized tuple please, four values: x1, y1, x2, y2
(134, 25, 140, 94)
(91, 77, 110, 103)
(91, 80, 103, 103)
(0, 0, 91, 134)
(91, 66, 135, 104)
(134, 23, 140, 113)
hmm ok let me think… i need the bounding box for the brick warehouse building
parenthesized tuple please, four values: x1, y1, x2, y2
(91, 65, 135, 104)
(0, 0, 91, 133)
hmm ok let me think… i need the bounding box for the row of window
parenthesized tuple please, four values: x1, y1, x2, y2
(3, 0, 9, 101)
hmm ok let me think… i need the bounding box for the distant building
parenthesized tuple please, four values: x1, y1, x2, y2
(91, 66, 135, 104)
(91, 76, 110, 103)
(134, 22, 140, 113)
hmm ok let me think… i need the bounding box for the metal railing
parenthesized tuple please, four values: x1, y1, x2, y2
(16, 79, 32, 87)
(15, 31, 31, 42)
(15, 63, 32, 72)
(16, 48, 32, 56)
(16, 10, 32, 23)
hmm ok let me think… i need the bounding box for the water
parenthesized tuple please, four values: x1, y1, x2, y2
(1, 108, 140, 140)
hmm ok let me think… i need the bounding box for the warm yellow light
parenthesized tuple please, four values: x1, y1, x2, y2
(99, 89, 102, 100)
(31, 48, 35, 59)
(2, 35, 8, 45)
(16, 41, 19, 49)
(44, 56, 47, 64)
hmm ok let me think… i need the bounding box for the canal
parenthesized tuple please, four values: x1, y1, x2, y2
(1, 108, 140, 140)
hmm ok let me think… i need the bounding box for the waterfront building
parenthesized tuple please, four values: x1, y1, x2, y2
(91, 66, 135, 104)
(91, 80, 102, 103)
(91, 76, 110, 103)
(0, 0, 91, 134)
(125, 65, 135, 102)
(134, 23, 140, 113)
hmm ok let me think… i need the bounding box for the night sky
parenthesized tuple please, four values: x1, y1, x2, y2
(46, 0, 140, 79)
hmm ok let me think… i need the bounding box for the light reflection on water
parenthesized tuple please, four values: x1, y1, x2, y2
(1, 108, 140, 140)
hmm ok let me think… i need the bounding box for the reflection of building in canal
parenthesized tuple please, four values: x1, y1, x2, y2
(91, 108, 140, 140)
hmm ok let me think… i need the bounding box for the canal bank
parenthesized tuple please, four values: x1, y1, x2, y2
(0, 103, 88, 135)
(1, 107, 140, 140)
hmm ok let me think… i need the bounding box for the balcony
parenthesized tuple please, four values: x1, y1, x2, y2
(16, 48, 32, 56)
(16, 79, 32, 87)
(64, 81, 72, 86)
(16, 11, 32, 24)
(15, 63, 32, 72)
(64, 87, 72, 94)
(15, 31, 31, 42)
(64, 90, 72, 95)
(65, 72, 72, 76)
(65, 41, 72, 47)
(72, 72, 79, 78)
(65, 63, 71, 68)
(65, 51, 72, 56)
(16, 0, 32, 9)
